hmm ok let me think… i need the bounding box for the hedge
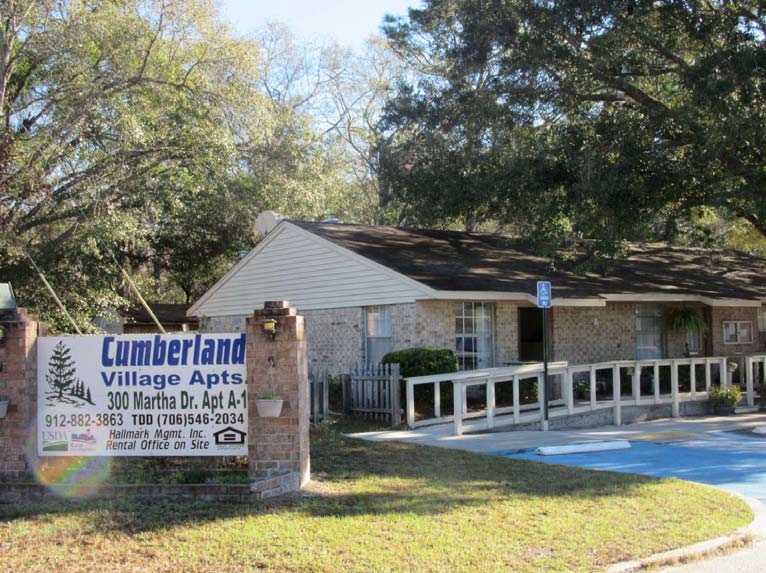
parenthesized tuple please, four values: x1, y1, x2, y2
(381, 347, 458, 378)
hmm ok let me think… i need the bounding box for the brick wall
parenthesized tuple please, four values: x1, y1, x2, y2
(552, 303, 636, 364)
(207, 302, 536, 370)
(201, 308, 366, 375)
(391, 303, 417, 350)
(495, 302, 520, 365)
(201, 305, 420, 374)
(246, 301, 310, 499)
(302, 307, 363, 373)
(0, 309, 46, 478)
(201, 314, 248, 333)
(414, 300, 454, 350)
(710, 306, 763, 357)
(201, 301, 766, 377)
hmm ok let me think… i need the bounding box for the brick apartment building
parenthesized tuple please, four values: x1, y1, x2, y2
(189, 218, 766, 374)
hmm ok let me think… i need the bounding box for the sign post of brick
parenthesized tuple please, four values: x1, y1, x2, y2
(0, 309, 46, 478)
(246, 301, 310, 498)
(0, 301, 310, 499)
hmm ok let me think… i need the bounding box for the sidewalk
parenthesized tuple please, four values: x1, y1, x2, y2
(349, 412, 766, 455)
(349, 413, 766, 573)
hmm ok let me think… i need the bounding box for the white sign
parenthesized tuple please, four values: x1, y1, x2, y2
(37, 333, 248, 457)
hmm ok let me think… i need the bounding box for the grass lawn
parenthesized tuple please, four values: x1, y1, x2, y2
(0, 418, 753, 572)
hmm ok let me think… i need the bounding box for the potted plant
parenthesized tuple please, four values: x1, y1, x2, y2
(0, 396, 8, 418)
(255, 392, 284, 417)
(666, 307, 707, 356)
(709, 384, 742, 415)
(666, 307, 707, 334)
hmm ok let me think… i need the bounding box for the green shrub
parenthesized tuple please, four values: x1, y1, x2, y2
(709, 384, 742, 407)
(381, 347, 458, 378)
(382, 347, 458, 414)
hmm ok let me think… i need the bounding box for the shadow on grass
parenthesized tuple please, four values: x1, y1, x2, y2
(0, 419, 687, 534)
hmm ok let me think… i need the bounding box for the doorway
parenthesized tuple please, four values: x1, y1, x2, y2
(519, 307, 544, 362)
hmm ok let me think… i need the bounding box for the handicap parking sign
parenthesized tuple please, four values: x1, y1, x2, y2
(536, 281, 552, 308)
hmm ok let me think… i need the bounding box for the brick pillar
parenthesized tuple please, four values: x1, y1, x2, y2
(246, 301, 310, 498)
(0, 309, 46, 478)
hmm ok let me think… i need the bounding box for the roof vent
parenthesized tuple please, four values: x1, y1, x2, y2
(320, 217, 341, 224)
(255, 211, 283, 236)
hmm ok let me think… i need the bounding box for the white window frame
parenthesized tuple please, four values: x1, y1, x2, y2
(723, 321, 753, 345)
(758, 306, 766, 332)
(455, 302, 494, 370)
(365, 305, 392, 365)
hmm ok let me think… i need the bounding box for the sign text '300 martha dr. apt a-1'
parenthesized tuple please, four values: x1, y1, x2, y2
(37, 333, 248, 456)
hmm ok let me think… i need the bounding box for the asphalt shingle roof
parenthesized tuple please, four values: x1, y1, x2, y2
(292, 221, 766, 301)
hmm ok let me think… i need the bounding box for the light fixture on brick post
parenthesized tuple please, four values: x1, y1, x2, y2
(262, 318, 278, 340)
(0, 325, 6, 345)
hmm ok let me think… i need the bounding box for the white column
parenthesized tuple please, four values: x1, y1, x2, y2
(486, 380, 495, 430)
(671, 360, 680, 418)
(613, 364, 622, 426)
(453, 382, 463, 436)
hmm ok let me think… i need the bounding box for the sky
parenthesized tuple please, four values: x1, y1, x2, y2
(216, 0, 420, 49)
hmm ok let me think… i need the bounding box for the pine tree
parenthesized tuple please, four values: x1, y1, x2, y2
(46, 342, 79, 400)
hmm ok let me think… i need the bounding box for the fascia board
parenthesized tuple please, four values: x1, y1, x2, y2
(418, 291, 607, 307)
(416, 291, 535, 303)
(699, 298, 763, 308)
(601, 293, 762, 307)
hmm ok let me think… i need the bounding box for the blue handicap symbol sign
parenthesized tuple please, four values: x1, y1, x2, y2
(536, 281, 552, 308)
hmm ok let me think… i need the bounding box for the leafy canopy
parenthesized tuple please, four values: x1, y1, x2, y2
(378, 0, 766, 249)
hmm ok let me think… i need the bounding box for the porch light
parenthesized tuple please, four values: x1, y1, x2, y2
(262, 318, 278, 340)
(0, 325, 6, 345)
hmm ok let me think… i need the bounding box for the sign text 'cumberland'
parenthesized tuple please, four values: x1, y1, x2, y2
(37, 333, 248, 457)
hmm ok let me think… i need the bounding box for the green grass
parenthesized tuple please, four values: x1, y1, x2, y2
(0, 418, 753, 572)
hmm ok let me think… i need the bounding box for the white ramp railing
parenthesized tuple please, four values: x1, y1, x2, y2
(405, 355, 764, 435)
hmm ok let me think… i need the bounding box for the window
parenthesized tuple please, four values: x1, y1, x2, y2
(723, 321, 753, 344)
(636, 304, 665, 360)
(759, 306, 766, 332)
(686, 328, 702, 355)
(455, 302, 494, 370)
(365, 306, 392, 365)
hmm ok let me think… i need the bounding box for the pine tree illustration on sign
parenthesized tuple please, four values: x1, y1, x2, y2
(45, 341, 94, 406)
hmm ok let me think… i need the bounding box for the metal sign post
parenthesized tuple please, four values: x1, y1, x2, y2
(536, 281, 552, 431)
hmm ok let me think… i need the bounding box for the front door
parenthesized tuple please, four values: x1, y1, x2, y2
(519, 307, 544, 362)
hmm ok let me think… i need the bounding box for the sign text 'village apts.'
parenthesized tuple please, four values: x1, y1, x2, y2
(37, 333, 248, 457)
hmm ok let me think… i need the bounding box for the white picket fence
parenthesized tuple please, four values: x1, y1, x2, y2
(405, 355, 766, 435)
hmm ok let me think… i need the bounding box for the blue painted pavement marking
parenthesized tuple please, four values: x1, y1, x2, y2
(498, 432, 766, 502)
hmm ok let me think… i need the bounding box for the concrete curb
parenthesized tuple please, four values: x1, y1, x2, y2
(607, 495, 765, 573)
